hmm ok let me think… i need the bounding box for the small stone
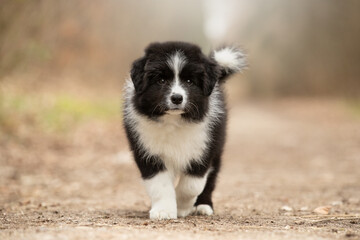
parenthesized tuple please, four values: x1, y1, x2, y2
(284, 225, 291, 230)
(313, 206, 331, 215)
(281, 205, 293, 212)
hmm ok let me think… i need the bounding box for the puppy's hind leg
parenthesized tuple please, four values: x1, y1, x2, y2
(194, 161, 220, 216)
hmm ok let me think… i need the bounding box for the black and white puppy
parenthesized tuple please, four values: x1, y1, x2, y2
(123, 42, 246, 220)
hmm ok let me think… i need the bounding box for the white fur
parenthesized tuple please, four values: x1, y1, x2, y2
(169, 80, 187, 108)
(124, 79, 223, 173)
(136, 114, 208, 171)
(213, 47, 246, 72)
(167, 51, 187, 76)
(123, 78, 223, 219)
(167, 51, 188, 110)
(195, 204, 214, 216)
(143, 171, 177, 220)
(176, 170, 211, 217)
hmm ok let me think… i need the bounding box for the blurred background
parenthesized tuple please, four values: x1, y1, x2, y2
(2, 0, 360, 95)
(2, 0, 360, 139)
(1, 1, 360, 233)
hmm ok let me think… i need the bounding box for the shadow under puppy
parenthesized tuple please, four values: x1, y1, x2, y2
(123, 41, 246, 220)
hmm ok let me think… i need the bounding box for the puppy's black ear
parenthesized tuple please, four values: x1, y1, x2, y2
(130, 56, 147, 94)
(202, 57, 221, 96)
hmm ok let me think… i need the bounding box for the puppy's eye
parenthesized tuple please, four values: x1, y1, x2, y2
(157, 79, 166, 85)
(186, 79, 193, 85)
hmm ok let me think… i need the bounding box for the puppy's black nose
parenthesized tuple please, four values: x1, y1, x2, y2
(171, 94, 183, 105)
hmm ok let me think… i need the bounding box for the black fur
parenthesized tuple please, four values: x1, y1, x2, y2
(123, 41, 242, 215)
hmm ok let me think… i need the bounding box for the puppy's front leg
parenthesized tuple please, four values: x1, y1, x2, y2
(133, 152, 176, 220)
(176, 174, 207, 217)
(144, 170, 177, 220)
(176, 164, 211, 218)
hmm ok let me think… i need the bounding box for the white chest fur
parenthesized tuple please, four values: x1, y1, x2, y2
(134, 113, 209, 172)
(124, 79, 223, 173)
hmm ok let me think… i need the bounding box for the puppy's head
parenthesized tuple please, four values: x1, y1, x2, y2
(130, 42, 245, 120)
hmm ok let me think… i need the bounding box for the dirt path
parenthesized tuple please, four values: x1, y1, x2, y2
(1, 99, 359, 239)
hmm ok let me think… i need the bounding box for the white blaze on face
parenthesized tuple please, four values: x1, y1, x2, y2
(166, 51, 188, 112)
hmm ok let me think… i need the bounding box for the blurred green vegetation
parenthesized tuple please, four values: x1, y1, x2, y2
(0, 91, 120, 137)
(345, 99, 360, 119)
(42, 95, 120, 131)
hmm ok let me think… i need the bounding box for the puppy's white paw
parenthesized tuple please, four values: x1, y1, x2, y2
(149, 207, 177, 220)
(195, 204, 213, 216)
(177, 206, 196, 218)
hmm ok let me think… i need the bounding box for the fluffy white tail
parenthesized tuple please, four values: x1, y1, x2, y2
(212, 46, 247, 82)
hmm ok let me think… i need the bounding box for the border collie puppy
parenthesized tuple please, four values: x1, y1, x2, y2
(123, 42, 246, 220)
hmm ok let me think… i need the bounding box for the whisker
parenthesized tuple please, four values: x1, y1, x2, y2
(188, 101, 200, 117)
(151, 104, 161, 117)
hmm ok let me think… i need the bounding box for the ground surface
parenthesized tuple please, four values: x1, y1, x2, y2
(1, 99, 360, 239)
